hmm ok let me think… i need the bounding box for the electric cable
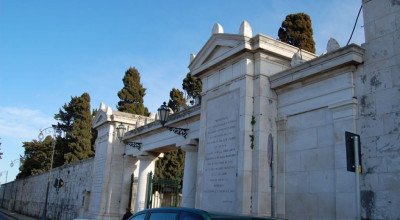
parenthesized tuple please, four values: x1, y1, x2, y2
(347, 5, 363, 46)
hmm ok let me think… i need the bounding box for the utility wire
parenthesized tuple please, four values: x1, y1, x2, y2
(347, 5, 363, 46)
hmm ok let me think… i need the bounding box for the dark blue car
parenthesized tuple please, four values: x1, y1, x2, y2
(128, 207, 285, 220)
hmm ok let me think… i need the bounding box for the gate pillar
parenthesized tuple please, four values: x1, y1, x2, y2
(134, 154, 158, 212)
(181, 144, 198, 208)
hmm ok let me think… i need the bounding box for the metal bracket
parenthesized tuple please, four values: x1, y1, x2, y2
(126, 142, 142, 151)
(165, 126, 189, 139)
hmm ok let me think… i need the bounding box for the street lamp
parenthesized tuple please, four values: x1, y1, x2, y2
(10, 158, 20, 168)
(116, 123, 142, 150)
(38, 125, 62, 220)
(158, 102, 189, 138)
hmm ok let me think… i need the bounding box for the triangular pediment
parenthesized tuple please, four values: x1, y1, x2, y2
(92, 110, 109, 128)
(202, 45, 233, 64)
(189, 34, 248, 74)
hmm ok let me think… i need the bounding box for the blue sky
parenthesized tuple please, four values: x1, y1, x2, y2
(0, 0, 365, 182)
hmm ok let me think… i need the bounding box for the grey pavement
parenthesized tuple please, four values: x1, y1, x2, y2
(0, 208, 38, 220)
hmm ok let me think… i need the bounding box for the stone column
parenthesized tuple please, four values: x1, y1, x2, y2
(181, 145, 198, 208)
(134, 155, 157, 212)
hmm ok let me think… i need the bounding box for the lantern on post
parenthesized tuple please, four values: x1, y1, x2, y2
(157, 102, 189, 138)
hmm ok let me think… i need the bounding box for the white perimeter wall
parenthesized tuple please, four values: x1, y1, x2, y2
(0, 158, 93, 220)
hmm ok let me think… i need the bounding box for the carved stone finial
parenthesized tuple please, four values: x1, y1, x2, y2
(239, 20, 252, 37)
(100, 102, 106, 111)
(327, 38, 340, 53)
(291, 53, 303, 67)
(190, 54, 196, 63)
(149, 112, 156, 119)
(106, 106, 112, 115)
(212, 23, 224, 35)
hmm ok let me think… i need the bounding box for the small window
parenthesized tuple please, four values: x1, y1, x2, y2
(149, 212, 177, 220)
(129, 213, 146, 220)
(179, 211, 203, 220)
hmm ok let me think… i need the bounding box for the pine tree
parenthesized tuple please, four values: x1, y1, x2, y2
(17, 136, 54, 178)
(55, 93, 94, 165)
(117, 67, 149, 116)
(278, 13, 316, 53)
(168, 88, 185, 112)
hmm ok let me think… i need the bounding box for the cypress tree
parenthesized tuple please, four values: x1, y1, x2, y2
(117, 67, 149, 116)
(64, 93, 93, 164)
(154, 149, 185, 190)
(168, 88, 186, 112)
(278, 13, 316, 53)
(182, 73, 202, 104)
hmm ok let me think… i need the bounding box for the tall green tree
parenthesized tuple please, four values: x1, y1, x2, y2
(278, 13, 316, 53)
(182, 73, 202, 104)
(91, 109, 98, 153)
(55, 92, 94, 165)
(154, 149, 185, 190)
(17, 136, 54, 178)
(168, 88, 185, 112)
(117, 67, 149, 116)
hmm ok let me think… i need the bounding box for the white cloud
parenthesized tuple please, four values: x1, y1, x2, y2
(0, 106, 55, 140)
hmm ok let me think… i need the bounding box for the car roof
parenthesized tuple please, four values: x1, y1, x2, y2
(132, 207, 285, 220)
(133, 207, 210, 219)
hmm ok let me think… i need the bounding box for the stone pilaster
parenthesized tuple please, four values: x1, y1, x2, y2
(181, 145, 198, 208)
(328, 98, 358, 219)
(119, 156, 139, 215)
(134, 155, 157, 212)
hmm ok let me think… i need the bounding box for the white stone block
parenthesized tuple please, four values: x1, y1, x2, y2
(376, 133, 400, 157)
(301, 148, 335, 171)
(285, 172, 310, 193)
(286, 127, 318, 151)
(317, 193, 336, 218)
(285, 193, 318, 218)
(232, 59, 244, 78)
(336, 192, 356, 219)
(359, 116, 385, 138)
(219, 65, 232, 84)
(207, 72, 219, 89)
(317, 124, 334, 148)
(376, 88, 400, 115)
(309, 170, 335, 193)
(364, 34, 394, 63)
(285, 151, 302, 172)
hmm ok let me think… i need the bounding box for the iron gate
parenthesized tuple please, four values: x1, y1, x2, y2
(145, 172, 180, 209)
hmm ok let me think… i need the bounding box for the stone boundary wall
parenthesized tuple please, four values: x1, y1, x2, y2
(0, 158, 94, 220)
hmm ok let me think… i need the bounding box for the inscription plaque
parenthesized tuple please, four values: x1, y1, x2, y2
(202, 91, 239, 213)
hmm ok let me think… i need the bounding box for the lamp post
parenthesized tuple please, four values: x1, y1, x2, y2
(116, 123, 142, 150)
(158, 102, 189, 138)
(38, 125, 62, 220)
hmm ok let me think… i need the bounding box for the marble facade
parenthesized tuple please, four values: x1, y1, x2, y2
(1, 1, 398, 219)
